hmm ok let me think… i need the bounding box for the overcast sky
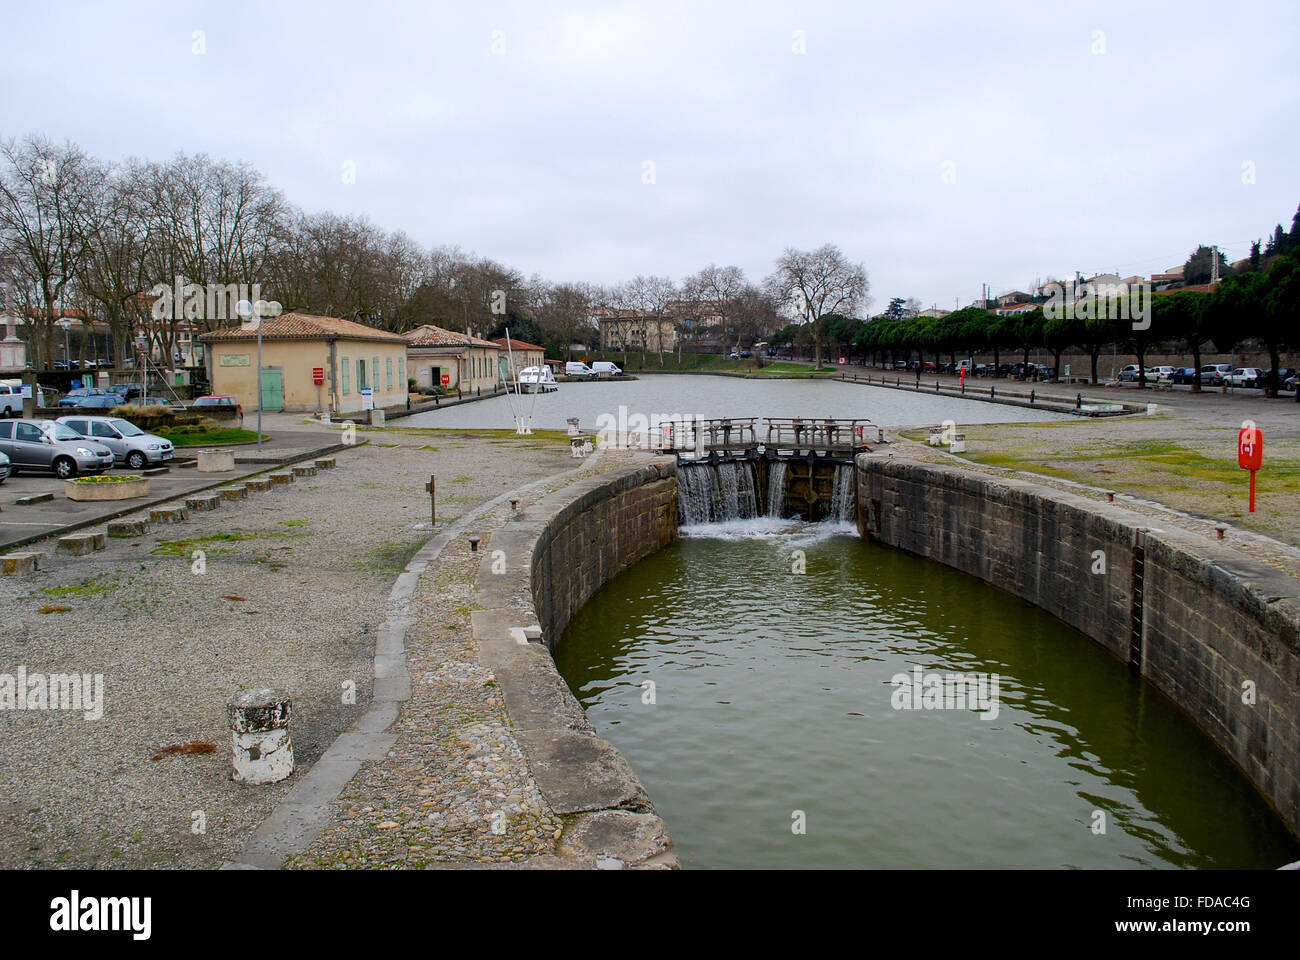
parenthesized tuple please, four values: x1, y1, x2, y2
(4, 1, 1297, 312)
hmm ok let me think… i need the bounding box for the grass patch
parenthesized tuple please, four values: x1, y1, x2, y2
(39, 604, 72, 614)
(160, 427, 267, 447)
(43, 576, 110, 598)
(151, 530, 303, 556)
(280, 519, 311, 527)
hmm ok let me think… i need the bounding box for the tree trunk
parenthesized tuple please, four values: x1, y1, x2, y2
(1191, 343, 1202, 393)
(1089, 347, 1100, 385)
(1267, 343, 1280, 398)
(1135, 348, 1147, 388)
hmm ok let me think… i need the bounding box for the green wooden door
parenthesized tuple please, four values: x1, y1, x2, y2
(260, 368, 283, 411)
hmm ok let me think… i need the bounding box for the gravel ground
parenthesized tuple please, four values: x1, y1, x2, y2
(0, 429, 576, 869)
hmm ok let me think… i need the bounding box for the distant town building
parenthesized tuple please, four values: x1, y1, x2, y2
(491, 335, 546, 378)
(596, 311, 678, 353)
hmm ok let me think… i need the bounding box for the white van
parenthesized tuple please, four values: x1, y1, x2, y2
(0, 380, 45, 415)
(955, 360, 973, 373)
(565, 362, 598, 379)
(591, 361, 623, 377)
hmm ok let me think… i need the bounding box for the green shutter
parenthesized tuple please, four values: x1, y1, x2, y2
(386, 356, 393, 390)
(341, 357, 350, 395)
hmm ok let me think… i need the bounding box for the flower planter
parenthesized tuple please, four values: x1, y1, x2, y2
(64, 477, 150, 502)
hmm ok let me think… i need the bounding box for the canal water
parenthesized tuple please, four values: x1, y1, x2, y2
(554, 521, 1300, 869)
(399, 375, 1067, 430)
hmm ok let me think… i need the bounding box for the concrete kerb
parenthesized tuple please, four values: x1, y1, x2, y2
(225, 447, 613, 870)
(0, 439, 365, 555)
(833, 374, 1143, 416)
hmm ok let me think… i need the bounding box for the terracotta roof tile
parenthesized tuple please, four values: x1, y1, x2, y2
(490, 336, 546, 352)
(198, 313, 405, 343)
(403, 324, 500, 349)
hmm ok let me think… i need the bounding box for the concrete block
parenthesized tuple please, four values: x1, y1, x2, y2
(219, 485, 249, 501)
(57, 532, 106, 556)
(142, 466, 170, 476)
(268, 471, 294, 485)
(107, 518, 149, 537)
(185, 494, 221, 512)
(14, 493, 54, 505)
(291, 464, 317, 478)
(150, 506, 189, 524)
(2, 552, 43, 574)
(246, 477, 272, 492)
(197, 449, 236, 472)
(314, 456, 337, 469)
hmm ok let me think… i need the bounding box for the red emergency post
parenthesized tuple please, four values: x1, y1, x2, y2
(1238, 426, 1263, 512)
(441, 374, 450, 387)
(312, 366, 325, 386)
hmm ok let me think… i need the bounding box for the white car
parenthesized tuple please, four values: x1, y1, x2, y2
(56, 415, 175, 468)
(1150, 366, 1177, 380)
(1226, 367, 1263, 388)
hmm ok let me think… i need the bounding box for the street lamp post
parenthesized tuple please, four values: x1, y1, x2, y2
(236, 299, 282, 452)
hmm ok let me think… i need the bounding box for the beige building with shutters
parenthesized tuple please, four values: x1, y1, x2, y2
(404, 324, 503, 395)
(199, 313, 408, 416)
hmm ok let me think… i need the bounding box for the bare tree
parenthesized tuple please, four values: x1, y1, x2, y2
(0, 136, 97, 369)
(764, 244, 868, 368)
(624, 274, 677, 365)
(681, 264, 747, 357)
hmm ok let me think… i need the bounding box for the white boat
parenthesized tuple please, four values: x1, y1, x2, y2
(514, 366, 559, 393)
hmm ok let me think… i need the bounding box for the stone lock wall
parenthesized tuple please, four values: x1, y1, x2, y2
(471, 457, 679, 868)
(857, 452, 1300, 838)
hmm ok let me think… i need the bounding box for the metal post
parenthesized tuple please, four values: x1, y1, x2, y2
(256, 320, 263, 451)
(426, 475, 436, 526)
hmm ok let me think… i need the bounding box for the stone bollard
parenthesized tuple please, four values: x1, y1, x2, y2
(228, 688, 294, 785)
(2, 552, 43, 575)
(567, 417, 581, 436)
(949, 434, 966, 454)
(197, 449, 236, 472)
(151, 506, 189, 524)
(370, 408, 385, 426)
(928, 427, 942, 447)
(107, 518, 149, 537)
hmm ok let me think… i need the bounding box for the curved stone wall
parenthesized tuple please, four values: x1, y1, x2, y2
(471, 457, 679, 868)
(856, 451, 1300, 838)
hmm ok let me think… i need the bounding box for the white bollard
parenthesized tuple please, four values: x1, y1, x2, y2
(566, 417, 581, 436)
(949, 434, 966, 454)
(228, 688, 294, 784)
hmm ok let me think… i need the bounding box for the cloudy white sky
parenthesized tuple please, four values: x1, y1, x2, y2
(4, 1, 1297, 311)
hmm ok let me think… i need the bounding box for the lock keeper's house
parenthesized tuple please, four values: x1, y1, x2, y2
(199, 313, 408, 416)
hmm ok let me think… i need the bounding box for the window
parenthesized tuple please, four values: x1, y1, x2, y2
(16, 423, 42, 443)
(92, 422, 118, 439)
(341, 357, 350, 395)
(386, 357, 393, 390)
(0, 422, 11, 440)
(64, 420, 87, 435)
(357, 358, 365, 390)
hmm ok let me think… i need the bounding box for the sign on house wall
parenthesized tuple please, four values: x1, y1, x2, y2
(219, 353, 251, 366)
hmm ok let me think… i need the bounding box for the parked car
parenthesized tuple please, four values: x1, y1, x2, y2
(564, 362, 598, 380)
(191, 395, 244, 419)
(0, 380, 47, 415)
(57, 387, 110, 407)
(0, 419, 114, 478)
(112, 383, 143, 402)
(1170, 367, 1199, 384)
(0, 449, 9, 483)
(1198, 363, 1234, 385)
(892, 360, 908, 370)
(1226, 367, 1264, 388)
(56, 415, 175, 468)
(70, 394, 126, 409)
(137, 396, 176, 407)
(591, 361, 623, 377)
(1283, 372, 1299, 392)
(1118, 364, 1143, 382)
(1149, 366, 1177, 381)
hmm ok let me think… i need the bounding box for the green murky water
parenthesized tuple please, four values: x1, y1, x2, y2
(555, 521, 1300, 869)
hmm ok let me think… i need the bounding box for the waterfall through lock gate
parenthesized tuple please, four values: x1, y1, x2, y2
(677, 458, 854, 526)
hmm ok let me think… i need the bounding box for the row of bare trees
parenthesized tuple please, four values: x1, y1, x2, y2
(1, 134, 870, 370)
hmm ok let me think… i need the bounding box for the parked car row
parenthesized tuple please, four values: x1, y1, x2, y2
(1117, 364, 1296, 388)
(0, 415, 174, 480)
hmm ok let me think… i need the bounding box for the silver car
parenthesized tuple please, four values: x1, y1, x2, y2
(0, 419, 114, 478)
(57, 415, 175, 469)
(0, 449, 9, 483)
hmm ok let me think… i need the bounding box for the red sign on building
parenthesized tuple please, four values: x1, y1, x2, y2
(312, 367, 325, 386)
(441, 374, 450, 387)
